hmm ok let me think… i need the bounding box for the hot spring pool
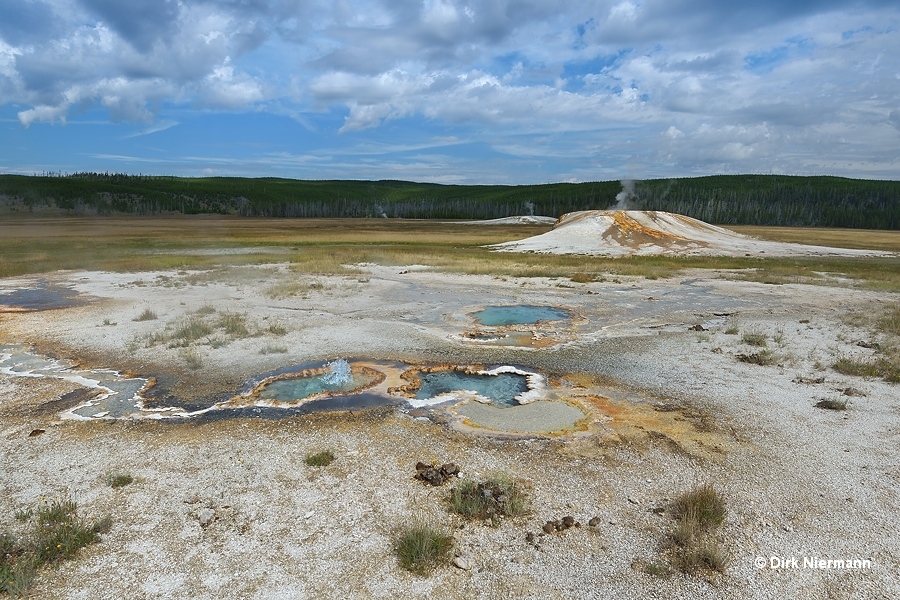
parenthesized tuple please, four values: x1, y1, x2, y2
(256, 359, 381, 403)
(471, 305, 570, 326)
(413, 370, 529, 407)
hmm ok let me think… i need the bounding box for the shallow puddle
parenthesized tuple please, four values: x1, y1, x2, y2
(0, 345, 151, 419)
(455, 400, 588, 434)
(0, 280, 85, 313)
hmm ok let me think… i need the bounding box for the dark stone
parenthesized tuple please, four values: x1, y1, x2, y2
(420, 468, 444, 485)
(588, 517, 601, 527)
(562, 516, 575, 529)
(525, 532, 535, 543)
(415, 461, 428, 471)
(542, 522, 556, 534)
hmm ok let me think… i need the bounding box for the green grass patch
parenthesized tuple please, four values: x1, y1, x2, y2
(832, 355, 900, 382)
(1, 497, 111, 596)
(304, 450, 335, 467)
(394, 524, 453, 576)
(449, 475, 529, 525)
(105, 473, 134, 488)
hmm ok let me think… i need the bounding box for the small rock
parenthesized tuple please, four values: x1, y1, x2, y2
(841, 387, 867, 397)
(452, 556, 471, 570)
(542, 522, 556, 534)
(198, 508, 215, 527)
(183, 494, 201, 505)
(588, 517, 601, 527)
(525, 532, 535, 543)
(562, 516, 575, 529)
(28, 429, 45, 437)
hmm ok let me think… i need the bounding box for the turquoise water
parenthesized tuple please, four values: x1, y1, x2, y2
(413, 371, 529, 407)
(258, 360, 379, 402)
(472, 305, 570, 326)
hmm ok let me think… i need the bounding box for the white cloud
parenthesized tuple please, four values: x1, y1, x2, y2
(1, 0, 899, 180)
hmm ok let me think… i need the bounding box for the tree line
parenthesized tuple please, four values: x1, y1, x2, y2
(0, 172, 897, 229)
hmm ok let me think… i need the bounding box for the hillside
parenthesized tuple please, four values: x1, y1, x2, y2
(0, 173, 897, 229)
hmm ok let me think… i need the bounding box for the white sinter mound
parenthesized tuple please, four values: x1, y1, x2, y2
(491, 210, 894, 257)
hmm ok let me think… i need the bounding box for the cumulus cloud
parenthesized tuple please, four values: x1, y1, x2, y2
(1, 0, 899, 180)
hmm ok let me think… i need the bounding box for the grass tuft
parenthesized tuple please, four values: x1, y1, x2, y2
(394, 524, 453, 575)
(133, 308, 157, 321)
(741, 331, 768, 347)
(305, 450, 335, 467)
(171, 318, 213, 344)
(105, 473, 134, 488)
(218, 312, 249, 337)
(736, 349, 780, 366)
(450, 475, 529, 525)
(672, 483, 726, 529)
(668, 484, 728, 575)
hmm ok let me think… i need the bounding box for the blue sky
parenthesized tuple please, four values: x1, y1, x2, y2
(1, 0, 898, 184)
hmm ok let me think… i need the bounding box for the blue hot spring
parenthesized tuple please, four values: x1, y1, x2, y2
(413, 370, 529, 407)
(471, 305, 570, 326)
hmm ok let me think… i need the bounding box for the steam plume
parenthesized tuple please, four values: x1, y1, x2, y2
(612, 179, 636, 210)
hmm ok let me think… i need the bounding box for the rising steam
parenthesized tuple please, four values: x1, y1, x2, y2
(611, 179, 636, 210)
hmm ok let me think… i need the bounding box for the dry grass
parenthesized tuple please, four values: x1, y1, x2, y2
(1, 217, 898, 291)
(727, 225, 900, 253)
(668, 483, 728, 575)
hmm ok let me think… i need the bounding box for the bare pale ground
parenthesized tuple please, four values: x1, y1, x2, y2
(1, 259, 899, 599)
